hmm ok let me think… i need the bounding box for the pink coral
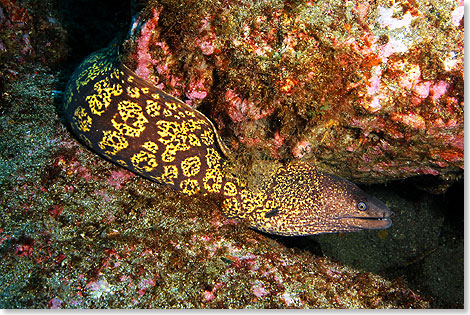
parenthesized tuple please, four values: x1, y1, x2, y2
(391, 112, 426, 130)
(430, 81, 450, 101)
(281, 292, 294, 306)
(291, 140, 312, 158)
(15, 243, 33, 256)
(195, 17, 218, 55)
(451, 4, 464, 27)
(106, 170, 134, 189)
(185, 78, 208, 103)
(252, 285, 268, 298)
(224, 89, 273, 123)
(203, 290, 216, 302)
(135, 8, 162, 79)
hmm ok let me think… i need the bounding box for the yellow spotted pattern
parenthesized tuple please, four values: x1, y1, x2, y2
(63, 44, 388, 237)
(86, 76, 123, 116)
(98, 130, 129, 155)
(181, 156, 201, 177)
(223, 181, 238, 197)
(146, 99, 161, 117)
(62, 44, 295, 233)
(63, 45, 235, 200)
(131, 150, 158, 173)
(111, 100, 149, 138)
(73, 106, 92, 132)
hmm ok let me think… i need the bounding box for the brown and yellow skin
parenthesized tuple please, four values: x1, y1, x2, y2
(63, 44, 392, 236)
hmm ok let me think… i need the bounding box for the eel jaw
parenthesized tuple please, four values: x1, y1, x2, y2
(338, 215, 393, 230)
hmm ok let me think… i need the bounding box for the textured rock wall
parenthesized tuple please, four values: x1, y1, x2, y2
(121, 0, 464, 186)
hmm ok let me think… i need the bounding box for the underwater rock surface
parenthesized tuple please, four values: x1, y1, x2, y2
(0, 64, 430, 305)
(0, 61, 430, 306)
(122, 0, 463, 186)
(0, 0, 463, 309)
(0, 65, 431, 307)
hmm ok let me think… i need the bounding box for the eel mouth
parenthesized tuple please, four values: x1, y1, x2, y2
(339, 216, 393, 230)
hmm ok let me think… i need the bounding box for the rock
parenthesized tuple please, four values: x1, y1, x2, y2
(0, 63, 429, 309)
(121, 0, 463, 185)
(0, 0, 463, 309)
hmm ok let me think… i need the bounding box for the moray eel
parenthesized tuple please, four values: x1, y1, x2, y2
(63, 43, 392, 236)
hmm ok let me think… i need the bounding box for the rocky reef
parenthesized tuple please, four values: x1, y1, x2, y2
(121, 0, 464, 187)
(0, 0, 463, 309)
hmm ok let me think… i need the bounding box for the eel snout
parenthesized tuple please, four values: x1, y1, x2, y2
(338, 196, 393, 230)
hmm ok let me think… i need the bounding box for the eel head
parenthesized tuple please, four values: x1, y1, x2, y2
(234, 161, 392, 236)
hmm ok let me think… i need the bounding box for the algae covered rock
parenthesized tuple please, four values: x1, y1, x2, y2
(121, 0, 463, 186)
(0, 58, 430, 309)
(0, 0, 462, 309)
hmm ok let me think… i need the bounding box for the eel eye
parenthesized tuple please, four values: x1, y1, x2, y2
(357, 202, 367, 211)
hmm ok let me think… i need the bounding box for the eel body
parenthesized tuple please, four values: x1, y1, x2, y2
(63, 44, 392, 236)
